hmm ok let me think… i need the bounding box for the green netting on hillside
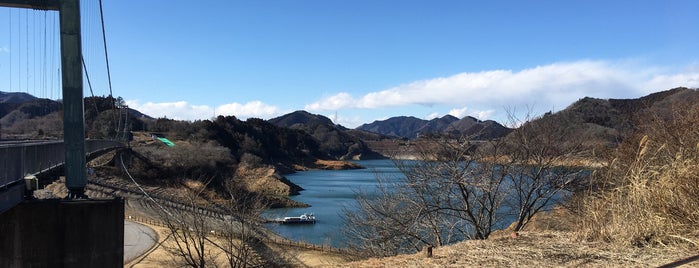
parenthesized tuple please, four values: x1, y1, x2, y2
(156, 137, 176, 147)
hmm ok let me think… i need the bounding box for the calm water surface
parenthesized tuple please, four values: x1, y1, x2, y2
(263, 159, 401, 247)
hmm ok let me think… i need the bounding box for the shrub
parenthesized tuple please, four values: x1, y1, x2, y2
(576, 103, 699, 247)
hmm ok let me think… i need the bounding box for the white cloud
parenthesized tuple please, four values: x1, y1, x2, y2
(425, 112, 440, 120)
(642, 72, 699, 92)
(448, 107, 469, 118)
(0, 46, 9, 53)
(305, 92, 354, 111)
(216, 101, 281, 119)
(334, 114, 363, 128)
(126, 100, 282, 121)
(305, 60, 699, 115)
(125, 100, 212, 120)
(448, 107, 495, 120)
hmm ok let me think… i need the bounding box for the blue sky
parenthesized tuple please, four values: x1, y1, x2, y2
(1, 0, 699, 128)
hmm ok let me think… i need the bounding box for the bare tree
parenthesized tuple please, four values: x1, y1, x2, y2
(343, 109, 586, 256)
(217, 179, 269, 268)
(343, 136, 511, 256)
(156, 177, 268, 267)
(502, 109, 586, 232)
(158, 180, 217, 268)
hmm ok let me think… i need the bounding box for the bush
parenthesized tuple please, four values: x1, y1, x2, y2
(575, 103, 699, 247)
(134, 141, 233, 180)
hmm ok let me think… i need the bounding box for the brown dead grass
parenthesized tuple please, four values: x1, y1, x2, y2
(338, 231, 698, 268)
(124, 212, 699, 268)
(576, 133, 699, 247)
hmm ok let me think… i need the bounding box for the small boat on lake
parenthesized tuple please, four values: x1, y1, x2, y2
(280, 213, 316, 224)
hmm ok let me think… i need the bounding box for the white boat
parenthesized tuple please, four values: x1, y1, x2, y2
(281, 213, 316, 224)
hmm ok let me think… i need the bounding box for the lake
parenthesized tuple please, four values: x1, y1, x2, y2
(263, 159, 401, 248)
(262, 158, 575, 248)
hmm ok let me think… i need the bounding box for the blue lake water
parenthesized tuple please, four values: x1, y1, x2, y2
(263, 159, 575, 248)
(263, 159, 402, 248)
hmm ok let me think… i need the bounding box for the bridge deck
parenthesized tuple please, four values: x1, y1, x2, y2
(0, 140, 124, 213)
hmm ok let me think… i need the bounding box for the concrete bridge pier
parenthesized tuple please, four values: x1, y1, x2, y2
(0, 198, 124, 267)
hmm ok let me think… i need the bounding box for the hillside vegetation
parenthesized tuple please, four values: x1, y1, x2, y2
(268, 110, 384, 160)
(4, 88, 699, 266)
(357, 114, 511, 140)
(535, 87, 699, 153)
(574, 100, 699, 246)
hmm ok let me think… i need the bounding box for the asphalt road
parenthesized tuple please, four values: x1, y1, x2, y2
(124, 220, 158, 264)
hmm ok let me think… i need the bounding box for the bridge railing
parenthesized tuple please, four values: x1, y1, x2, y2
(0, 139, 124, 213)
(0, 141, 63, 190)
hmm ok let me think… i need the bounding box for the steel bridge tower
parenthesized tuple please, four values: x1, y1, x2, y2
(0, 0, 87, 198)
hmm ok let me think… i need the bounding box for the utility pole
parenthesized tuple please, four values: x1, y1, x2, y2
(1, 0, 87, 198)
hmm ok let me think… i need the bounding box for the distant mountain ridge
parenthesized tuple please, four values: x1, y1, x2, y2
(529, 87, 699, 150)
(357, 114, 510, 140)
(268, 110, 335, 129)
(0, 91, 37, 104)
(447, 117, 512, 140)
(356, 116, 430, 139)
(269, 110, 384, 160)
(4, 87, 698, 154)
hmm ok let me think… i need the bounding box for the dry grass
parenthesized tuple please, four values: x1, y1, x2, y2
(125, 217, 698, 268)
(338, 231, 697, 268)
(125, 225, 698, 268)
(575, 105, 699, 247)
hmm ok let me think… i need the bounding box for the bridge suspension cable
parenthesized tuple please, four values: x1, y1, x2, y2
(98, 0, 113, 99)
(3, 7, 59, 98)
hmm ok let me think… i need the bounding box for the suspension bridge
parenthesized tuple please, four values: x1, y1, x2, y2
(0, 139, 124, 212)
(0, 1, 127, 266)
(0, 0, 125, 206)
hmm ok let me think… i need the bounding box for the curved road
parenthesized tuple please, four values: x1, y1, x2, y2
(124, 220, 158, 263)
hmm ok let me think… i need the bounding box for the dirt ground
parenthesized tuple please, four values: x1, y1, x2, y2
(336, 231, 699, 268)
(125, 227, 699, 268)
(123, 221, 351, 268)
(121, 202, 699, 267)
(51, 178, 689, 268)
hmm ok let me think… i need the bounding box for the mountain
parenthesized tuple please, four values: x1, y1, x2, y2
(419, 115, 460, 135)
(1, 94, 150, 139)
(524, 87, 699, 150)
(357, 116, 433, 139)
(268, 110, 335, 128)
(0, 91, 36, 104)
(1, 91, 44, 120)
(269, 111, 384, 160)
(357, 115, 510, 140)
(446, 117, 512, 139)
(1, 97, 63, 138)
